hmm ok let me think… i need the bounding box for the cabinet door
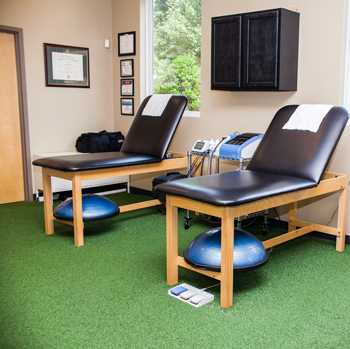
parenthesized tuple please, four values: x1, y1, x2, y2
(211, 15, 242, 90)
(243, 10, 279, 89)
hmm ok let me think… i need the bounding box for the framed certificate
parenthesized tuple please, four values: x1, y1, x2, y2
(121, 79, 134, 96)
(121, 98, 134, 115)
(120, 59, 134, 77)
(44, 43, 90, 88)
(118, 31, 136, 56)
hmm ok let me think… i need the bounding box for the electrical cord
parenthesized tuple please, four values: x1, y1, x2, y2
(323, 179, 349, 226)
(273, 207, 281, 220)
(188, 153, 204, 177)
(326, 206, 338, 226)
(209, 137, 225, 175)
(200, 151, 209, 176)
(208, 134, 239, 174)
(187, 154, 199, 176)
(201, 213, 221, 224)
(201, 282, 221, 291)
(241, 216, 258, 228)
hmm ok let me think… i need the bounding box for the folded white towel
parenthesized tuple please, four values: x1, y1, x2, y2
(142, 94, 173, 117)
(282, 104, 333, 133)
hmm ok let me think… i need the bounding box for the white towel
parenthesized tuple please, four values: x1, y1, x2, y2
(282, 104, 334, 133)
(142, 94, 173, 117)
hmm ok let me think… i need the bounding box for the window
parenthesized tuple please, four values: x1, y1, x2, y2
(146, 0, 201, 116)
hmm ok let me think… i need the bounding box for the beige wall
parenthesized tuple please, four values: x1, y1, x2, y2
(1, 0, 350, 233)
(0, 0, 114, 153)
(112, 0, 142, 136)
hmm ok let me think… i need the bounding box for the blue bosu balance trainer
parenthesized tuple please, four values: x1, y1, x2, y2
(54, 194, 119, 222)
(184, 227, 269, 272)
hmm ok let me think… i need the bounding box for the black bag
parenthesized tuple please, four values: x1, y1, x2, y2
(75, 130, 124, 153)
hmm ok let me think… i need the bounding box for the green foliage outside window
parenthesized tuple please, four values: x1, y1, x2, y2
(153, 54, 201, 111)
(153, 0, 201, 112)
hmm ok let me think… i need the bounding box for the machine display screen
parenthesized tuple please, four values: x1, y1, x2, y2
(194, 141, 205, 150)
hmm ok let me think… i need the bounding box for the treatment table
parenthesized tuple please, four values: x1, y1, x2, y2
(156, 105, 349, 308)
(33, 94, 188, 246)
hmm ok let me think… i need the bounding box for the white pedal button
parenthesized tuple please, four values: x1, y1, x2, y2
(180, 290, 197, 300)
(190, 294, 207, 305)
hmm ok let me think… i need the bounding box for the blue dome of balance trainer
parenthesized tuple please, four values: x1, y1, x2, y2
(183, 227, 268, 272)
(54, 194, 119, 222)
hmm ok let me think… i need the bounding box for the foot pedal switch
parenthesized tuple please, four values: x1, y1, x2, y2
(168, 283, 214, 307)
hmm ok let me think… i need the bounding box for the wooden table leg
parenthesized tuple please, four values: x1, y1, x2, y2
(42, 168, 54, 235)
(288, 202, 297, 232)
(72, 173, 84, 247)
(336, 177, 349, 252)
(166, 196, 179, 285)
(220, 207, 235, 308)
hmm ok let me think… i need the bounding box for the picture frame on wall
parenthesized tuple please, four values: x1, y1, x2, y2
(121, 98, 134, 115)
(118, 31, 136, 56)
(120, 59, 134, 77)
(44, 43, 90, 88)
(121, 79, 134, 96)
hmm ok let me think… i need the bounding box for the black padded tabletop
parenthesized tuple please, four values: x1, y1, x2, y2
(155, 170, 317, 207)
(32, 151, 162, 172)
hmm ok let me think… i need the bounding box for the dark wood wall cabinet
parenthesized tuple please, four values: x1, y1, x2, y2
(211, 8, 300, 91)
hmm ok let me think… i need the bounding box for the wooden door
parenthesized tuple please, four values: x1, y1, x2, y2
(0, 31, 25, 204)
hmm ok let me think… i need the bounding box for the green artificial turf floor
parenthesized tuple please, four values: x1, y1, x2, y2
(1, 192, 350, 348)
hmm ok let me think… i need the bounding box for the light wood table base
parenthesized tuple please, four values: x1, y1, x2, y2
(40, 154, 188, 246)
(166, 172, 348, 308)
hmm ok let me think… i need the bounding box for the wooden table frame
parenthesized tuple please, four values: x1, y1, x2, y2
(166, 172, 349, 308)
(41, 153, 188, 246)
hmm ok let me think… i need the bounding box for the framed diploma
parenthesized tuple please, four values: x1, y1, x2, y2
(120, 59, 134, 77)
(121, 98, 134, 115)
(44, 43, 90, 88)
(121, 79, 134, 96)
(118, 31, 136, 56)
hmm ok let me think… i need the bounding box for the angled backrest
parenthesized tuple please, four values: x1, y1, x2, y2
(121, 95, 187, 159)
(247, 105, 349, 183)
